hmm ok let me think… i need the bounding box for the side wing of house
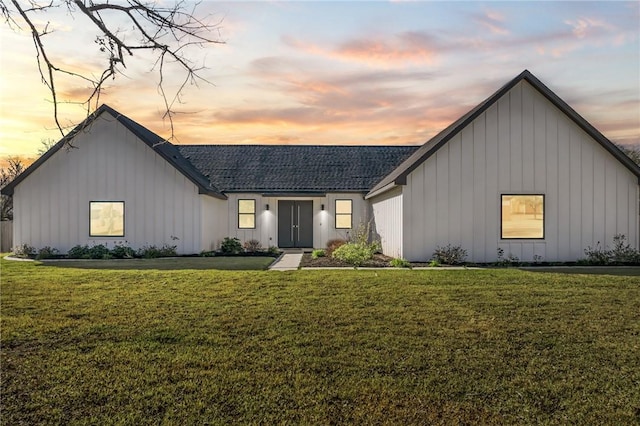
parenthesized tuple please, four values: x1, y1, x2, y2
(395, 79, 638, 262)
(11, 113, 219, 254)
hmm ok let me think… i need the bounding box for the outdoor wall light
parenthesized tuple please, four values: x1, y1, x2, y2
(265, 204, 270, 210)
(321, 204, 325, 210)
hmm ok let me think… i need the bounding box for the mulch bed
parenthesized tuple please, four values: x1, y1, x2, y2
(300, 253, 433, 268)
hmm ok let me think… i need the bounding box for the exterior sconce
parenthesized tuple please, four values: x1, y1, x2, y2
(265, 204, 270, 210)
(321, 204, 325, 211)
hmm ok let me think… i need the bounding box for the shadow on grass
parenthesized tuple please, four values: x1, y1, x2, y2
(37, 257, 276, 271)
(521, 266, 640, 277)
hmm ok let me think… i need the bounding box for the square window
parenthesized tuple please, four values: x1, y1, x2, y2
(90, 201, 124, 237)
(335, 199, 352, 229)
(238, 199, 256, 229)
(501, 195, 544, 239)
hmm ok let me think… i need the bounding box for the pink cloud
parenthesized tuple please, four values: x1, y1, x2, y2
(283, 32, 440, 67)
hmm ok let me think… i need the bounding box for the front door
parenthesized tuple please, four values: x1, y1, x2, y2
(278, 201, 313, 248)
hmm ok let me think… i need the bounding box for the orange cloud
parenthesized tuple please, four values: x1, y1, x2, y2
(283, 31, 440, 66)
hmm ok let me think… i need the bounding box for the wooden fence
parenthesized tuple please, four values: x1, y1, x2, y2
(1, 221, 12, 252)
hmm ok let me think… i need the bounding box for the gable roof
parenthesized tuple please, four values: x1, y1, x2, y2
(1, 105, 225, 199)
(177, 145, 418, 193)
(367, 69, 640, 197)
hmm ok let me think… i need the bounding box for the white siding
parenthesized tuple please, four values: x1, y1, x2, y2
(402, 80, 639, 262)
(12, 115, 207, 254)
(223, 193, 368, 249)
(201, 195, 228, 252)
(370, 186, 403, 258)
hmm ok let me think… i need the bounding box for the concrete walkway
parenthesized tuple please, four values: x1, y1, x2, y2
(269, 253, 303, 271)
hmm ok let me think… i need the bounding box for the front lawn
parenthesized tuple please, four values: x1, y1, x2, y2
(2, 259, 639, 424)
(37, 256, 276, 270)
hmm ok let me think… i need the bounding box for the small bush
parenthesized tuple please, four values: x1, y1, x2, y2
(326, 239, 347, 256)
(428, 259, 440, 268)
(311, 249, 326, 259)
(138, 244, 177, 259)
(86, 244, 110, 259)
(243, 239, 262, 253)
(582, 234, 640, 265)
(36, 246, 59, 260)
(220, 237, 243, 255)
(390, 257, 411, 268)
(111, 244, 135, 259)
(14, 243, 36, 258)
(267, 246, 280, 256)
(496, 248, 520, 266)
(611, 234, 640, 264)
(583, 242, 612, 265)
(432, 244, 467, 265)
(332, 243, 375, 267)
(200, 250, 216, 257)
(67, 245, 90, 259)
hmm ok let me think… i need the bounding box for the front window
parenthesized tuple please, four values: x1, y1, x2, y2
(90, 201, 124, 237)
(335, 199, 352, 229)
(238, 199, 256, 229)
(501, 195, 544, 239)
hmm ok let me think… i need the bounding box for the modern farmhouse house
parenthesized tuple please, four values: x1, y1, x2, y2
(3, 70, 639, 262)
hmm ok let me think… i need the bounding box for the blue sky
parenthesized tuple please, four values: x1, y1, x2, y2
(0, 1, 638, 159)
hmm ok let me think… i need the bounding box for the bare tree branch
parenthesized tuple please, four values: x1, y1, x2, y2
(1, 0, 224, 143)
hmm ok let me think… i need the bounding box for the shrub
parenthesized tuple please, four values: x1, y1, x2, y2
(36, 246, 59, 260)
(611, 234, 640, 264)
(496, 248, 520, 266)
(87, 244, 110, 259)
(390, 257, 411, 268)
(220, 237, 242, 255)
(243, 239, 262, 253)
(582, 234, 640, 265)
(137, 244, 177, 259)
(583, 242, 612, 265)
(332, 243, 375, 267)
(326, 239, 347, 256)
(432, 244, 467, 265)
(67, 245, 90, 259)
(347, 221, 382, 253)
(267, 246, 280, 256)
(428, 259, 440, 268)
(13, 243, 36, 258)
(311, 249, 325, 259)
(111, 244, 135, 259)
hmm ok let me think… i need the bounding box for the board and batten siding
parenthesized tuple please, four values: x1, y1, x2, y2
(370, 186, 403, 258)
(12, 115, 207, 254)
(402, 80, 639, 262)
(223, 193, 368, 249)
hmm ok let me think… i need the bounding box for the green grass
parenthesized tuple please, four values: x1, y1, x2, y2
(2, 259, 639, 425)
(38, 256, 276, 270)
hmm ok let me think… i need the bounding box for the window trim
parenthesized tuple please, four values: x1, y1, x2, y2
(238, 199, 256, 229)
(335, 199, 353, 230)
(500, 194, 545, 240)
(89, 200, 125, 238)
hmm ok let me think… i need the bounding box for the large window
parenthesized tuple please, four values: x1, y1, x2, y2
(238, 199, 256, 229)
(501, 195, 544, 239)
(90, 201, 124, 237)
(335, 199, 352, 229)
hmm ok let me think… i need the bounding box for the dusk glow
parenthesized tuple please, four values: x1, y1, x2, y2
(1, 1, 638, 160)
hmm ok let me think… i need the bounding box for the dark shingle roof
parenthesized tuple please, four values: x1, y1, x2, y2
(177, 145, 419, 193)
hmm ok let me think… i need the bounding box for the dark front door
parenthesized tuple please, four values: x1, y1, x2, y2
(278, 201, 313, 248)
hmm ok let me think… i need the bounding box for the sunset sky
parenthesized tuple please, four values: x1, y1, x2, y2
(0, 1, 638, 161)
